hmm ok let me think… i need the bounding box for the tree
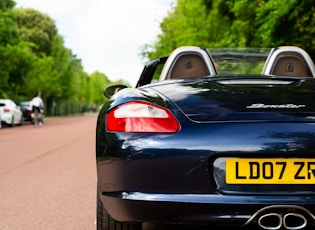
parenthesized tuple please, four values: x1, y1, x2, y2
(14, 8, 57, 56)
(0, 0, 19, 98)
(254, 0, 315, 55)
(142, 0, 315, 61)
(0, 2, 130, 114)
(0, 0, 15, 10)
(143, 0, 211, 59)
(89, 71, 112, 105)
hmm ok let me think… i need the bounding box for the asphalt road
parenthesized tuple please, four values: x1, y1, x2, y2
(0, 114, 97, 230)
(0, 114, 250, 230)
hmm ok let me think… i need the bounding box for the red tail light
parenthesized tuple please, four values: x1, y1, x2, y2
(106, 101, 180, 133)
(3, 108, 10, 112)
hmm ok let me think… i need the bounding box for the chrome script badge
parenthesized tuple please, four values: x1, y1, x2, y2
(246, 103, 306, 109)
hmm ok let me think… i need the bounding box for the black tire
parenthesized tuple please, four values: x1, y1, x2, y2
(18, 116, 23, 126)
(97, 194, 142, 230)
(9, 116, 14, 127)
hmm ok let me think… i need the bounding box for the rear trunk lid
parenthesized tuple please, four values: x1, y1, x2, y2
(154, 76, 315, 123)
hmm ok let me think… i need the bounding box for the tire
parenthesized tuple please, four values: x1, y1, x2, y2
(97, 194, 142, 230)
(18, 116, 23, 126)
(9, 116, 14, 127)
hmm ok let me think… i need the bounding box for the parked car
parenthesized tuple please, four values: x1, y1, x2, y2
(0, 99, 23, 127)
(96, 46, 315, 230)
(19, 101, 33, 122)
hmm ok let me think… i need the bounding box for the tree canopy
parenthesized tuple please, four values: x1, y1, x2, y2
(0, 1, 123, 115)
(143, 0, 315, 60)
(1, 0, 315, 115)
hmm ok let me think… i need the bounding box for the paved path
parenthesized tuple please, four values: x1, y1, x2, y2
(0, 114, 98, 229)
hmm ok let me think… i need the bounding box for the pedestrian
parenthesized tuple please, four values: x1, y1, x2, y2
(31, 93, 44, 126)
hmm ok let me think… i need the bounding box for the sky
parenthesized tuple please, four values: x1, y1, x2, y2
(15, 0, 175, 87)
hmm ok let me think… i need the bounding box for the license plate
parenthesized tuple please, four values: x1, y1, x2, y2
(226, 158, 315, 184)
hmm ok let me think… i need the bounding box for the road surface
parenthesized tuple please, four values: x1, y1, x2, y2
(0, 114, 246, 230)
(0, 114, 97, 229)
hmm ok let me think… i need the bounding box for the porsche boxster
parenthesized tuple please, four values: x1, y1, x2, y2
(96, 46, 315, 230)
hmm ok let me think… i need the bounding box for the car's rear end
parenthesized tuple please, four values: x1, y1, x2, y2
(0, 100, 13, 126)
(20, 101, 33, 122)
(97, 75, 315, 229)
(98, 46, 315, 229)
(156, 77, 315, 228)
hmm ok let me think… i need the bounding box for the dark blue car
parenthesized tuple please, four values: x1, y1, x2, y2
(96, 46, 315, 230)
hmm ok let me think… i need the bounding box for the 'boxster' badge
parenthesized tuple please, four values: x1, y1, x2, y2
(246, 103, 306, 109)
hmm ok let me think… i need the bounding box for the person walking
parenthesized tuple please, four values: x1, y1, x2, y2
(31, 93, 44, 126)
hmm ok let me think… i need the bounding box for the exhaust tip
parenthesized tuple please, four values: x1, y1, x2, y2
(258, 213, 282, 230)
(283, 213, 307, 230)
(244, 205, 314, 229)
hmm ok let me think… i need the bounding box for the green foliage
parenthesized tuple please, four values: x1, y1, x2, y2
(5, 41, 37, 98)
(0, 3, 119, 115)
(144, 0, 211, 59)
(89, 71, 112, 104)
(0, 3, 20, 98)
(254, 0, 315, 53)
(14, 8, 57, 56)
(5, 0, 315, 115)
(143, 0, 315, 61)
(0, 0, 15, 11)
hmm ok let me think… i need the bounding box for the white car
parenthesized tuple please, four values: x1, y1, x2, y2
(0, 99, 23, 127)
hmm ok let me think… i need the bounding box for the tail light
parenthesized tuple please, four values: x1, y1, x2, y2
(3, 108, 10, 112)
(106, 101, 180, 133)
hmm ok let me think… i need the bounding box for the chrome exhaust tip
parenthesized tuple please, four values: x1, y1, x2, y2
(244, 205, 315, 229)
(283, 213, 307, 230)
(258, 213, 282, 230)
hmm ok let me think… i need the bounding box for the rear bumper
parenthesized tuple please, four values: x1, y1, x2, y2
(99, 192, 315, 228)
(1, 114, 12, 124)
(22, 112, 32, 121)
